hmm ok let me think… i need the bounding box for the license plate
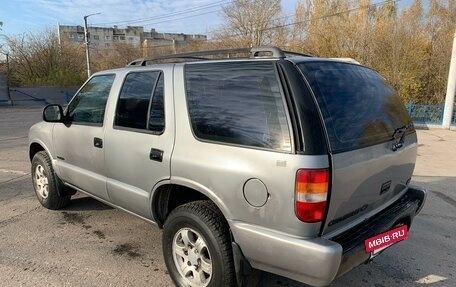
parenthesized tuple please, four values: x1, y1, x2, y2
(364, 225, 408, 257)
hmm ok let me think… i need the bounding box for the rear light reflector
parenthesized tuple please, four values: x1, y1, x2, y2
(295, 168, 329, 223)
(295, 201, 326, 223)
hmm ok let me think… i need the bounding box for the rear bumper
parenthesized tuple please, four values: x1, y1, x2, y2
(230, 223, 343, 287)
(230, 186, 426, 287)
(330, 185, 426, 277)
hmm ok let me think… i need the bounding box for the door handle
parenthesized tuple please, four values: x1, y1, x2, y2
(149, 148, 163, 162)
(94, 137, 103, 148)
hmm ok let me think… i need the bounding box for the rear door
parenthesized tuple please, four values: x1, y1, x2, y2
(104, 68, 174, 219)
(297, 61, 417, 235)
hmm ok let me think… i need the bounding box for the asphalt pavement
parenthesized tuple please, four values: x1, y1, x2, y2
(0, 106, 455, 287)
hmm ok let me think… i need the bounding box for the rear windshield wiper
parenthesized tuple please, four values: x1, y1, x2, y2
(391, 124, 410, 151)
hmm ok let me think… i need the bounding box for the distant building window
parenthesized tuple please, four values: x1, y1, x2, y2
(93, 35, 100, 40)
(69, 34, 75, 39)
(128, 37, 134, 41)
(105, 35, 110, 40)
(77, 34, 84, 40)
(113, 36, 119, 41)
(120, 36, 125, 40)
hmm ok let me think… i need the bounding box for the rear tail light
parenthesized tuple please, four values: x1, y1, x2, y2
(295, 168, 329, 223)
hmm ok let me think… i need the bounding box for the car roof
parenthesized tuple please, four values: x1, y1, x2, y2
(92, 47, 362, 75)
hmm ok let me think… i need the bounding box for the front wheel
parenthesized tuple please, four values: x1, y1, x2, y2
(31, 151, 71, 210)
(162, 200, 235, 287)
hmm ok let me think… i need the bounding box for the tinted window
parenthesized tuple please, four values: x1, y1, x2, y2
(115, 71, 164, 133)
(149, 74, 165, 132)
(297, 62, 413, 152)
(67, 74, 115, 125)
(185, 61, 291, 151)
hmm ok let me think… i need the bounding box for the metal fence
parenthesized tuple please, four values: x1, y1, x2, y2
(5, 86, 78, 106)
(407, 104, 456, 125)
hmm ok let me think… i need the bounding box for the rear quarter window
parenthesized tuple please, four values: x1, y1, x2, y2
(185, 61, 291, 152)
(297, 61, 414, 153)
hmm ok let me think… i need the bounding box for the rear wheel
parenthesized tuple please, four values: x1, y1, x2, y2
(162, 200, 235, 287)
(31, 151, 71, 210)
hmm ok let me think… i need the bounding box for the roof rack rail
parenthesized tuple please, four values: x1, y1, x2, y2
(126, 46, 311, 67)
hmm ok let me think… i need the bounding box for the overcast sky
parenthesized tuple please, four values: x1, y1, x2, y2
(0, 0, 413, 37)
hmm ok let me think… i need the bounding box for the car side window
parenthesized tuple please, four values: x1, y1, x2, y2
(67, 74, 115, 126)
(185, 61, 291, 151)
(115, 71, 165, 133)
(149, 74, 165, 133)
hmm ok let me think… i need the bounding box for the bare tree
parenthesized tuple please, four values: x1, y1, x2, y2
(217, 0, 283, 47)
(5, 29, 86, 86)
(423, 0, 456, 104)
(92, 41, 143, 71)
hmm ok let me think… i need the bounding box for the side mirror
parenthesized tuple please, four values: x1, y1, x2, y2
(43, 104, 64, 122)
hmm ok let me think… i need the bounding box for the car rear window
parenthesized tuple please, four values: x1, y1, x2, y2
(297, 61, 413, 153)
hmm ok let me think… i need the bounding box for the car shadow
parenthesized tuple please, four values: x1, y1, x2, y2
(63, 195, 113, 211)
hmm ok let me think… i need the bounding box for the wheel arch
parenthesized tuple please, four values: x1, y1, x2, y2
(29, 141, 64, 185)
(152, 179, 232, 228)
(29, 141, 49, 161)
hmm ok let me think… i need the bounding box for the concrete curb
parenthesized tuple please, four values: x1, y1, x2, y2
(0, 100, 12, 106)
(414, 123, 456, 131)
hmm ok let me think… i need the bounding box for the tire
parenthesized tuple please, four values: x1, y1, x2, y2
(162, 200, 235, 287)
(31, 151, 71, 210)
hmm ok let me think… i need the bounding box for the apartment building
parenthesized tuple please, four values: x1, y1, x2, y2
(58, 25, 207, 51)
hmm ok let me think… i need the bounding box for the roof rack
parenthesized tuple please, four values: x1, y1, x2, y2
(126, 46, 311, 67)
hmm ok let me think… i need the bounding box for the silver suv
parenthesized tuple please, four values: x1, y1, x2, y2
(29, 47, 426, 287)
